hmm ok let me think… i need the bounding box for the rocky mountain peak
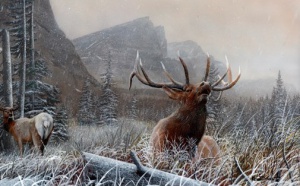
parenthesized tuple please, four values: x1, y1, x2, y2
(73, 17, 168, 87)
(168, 40, 205, 59)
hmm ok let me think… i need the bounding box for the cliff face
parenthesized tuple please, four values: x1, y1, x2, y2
(73, 17, 169, 87)
(0, 0, 94, 116)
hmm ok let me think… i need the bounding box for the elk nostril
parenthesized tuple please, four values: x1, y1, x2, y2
(200, 81, 205, 86)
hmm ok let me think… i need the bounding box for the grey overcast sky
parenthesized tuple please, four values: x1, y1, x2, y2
(50, 0, 300, 92)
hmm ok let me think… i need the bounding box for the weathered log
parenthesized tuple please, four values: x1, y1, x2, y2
(82, 151, 213, 186)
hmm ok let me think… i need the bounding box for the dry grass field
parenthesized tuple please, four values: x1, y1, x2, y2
(1, 116, 300, 185)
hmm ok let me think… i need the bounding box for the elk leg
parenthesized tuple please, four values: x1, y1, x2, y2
(32, 133, 43, 155)
(17, 140, 23, 157)
(40, 144, 45, 156)
(43, 128, 53, 146)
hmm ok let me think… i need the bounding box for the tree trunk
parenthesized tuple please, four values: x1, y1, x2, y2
(29, 1, 35, 110)
(2, 29, 13, 107)
(82, 152, 212, 186)
(19, 0, 27, 117)
(1, 29, 14, 152)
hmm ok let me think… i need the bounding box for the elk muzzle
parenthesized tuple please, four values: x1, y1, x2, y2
(196, 82, 211, 103)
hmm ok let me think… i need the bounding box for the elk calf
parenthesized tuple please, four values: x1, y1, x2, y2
(0, 106, 54, 156)
(129, 51, 240, 158)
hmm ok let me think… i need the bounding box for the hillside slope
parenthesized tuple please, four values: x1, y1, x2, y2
(0, 0, 96, 116)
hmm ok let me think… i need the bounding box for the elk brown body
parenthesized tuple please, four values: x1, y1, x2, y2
(150, 83, 211, 153)
(195, 135, 221, 164)
(0, 106, 53, 156)
(129, 51, 240, 158)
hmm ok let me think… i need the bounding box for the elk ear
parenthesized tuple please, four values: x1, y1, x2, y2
(162, 87, 183, 100)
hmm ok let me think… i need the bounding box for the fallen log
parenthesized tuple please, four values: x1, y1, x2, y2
(82, 151, 214, 186)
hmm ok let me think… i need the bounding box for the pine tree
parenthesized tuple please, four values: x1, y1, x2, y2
(289, 95, 300, 119)
(233, 101, 246, 135)
(50, 106, 69, 143)
(268, 71, 287, 147)
(13, 0, 59, 118)
(128, 90, 138, 120)
(92, 93, 101, 124)
(207, 63, 222, 119)
(206, 62, 223, 135)
(78, 78, 96, 125)
(5, 0, 33, 117)
(273, 71, 287, 123)
(99, 51, 118, 125)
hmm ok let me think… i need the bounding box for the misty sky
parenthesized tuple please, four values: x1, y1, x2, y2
(50, 0, 300, 92)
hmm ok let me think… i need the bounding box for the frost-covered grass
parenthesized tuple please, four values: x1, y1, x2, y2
(1, 117, 300, 185)
(0, 151, 86, 185)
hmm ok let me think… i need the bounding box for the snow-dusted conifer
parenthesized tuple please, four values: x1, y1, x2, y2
(99, 51, 118, 125)
(272, 71, 287, 123)
(6, 0, 33, 117)
(128, 90, 138, 120)
(266, 71, 288, 147)
(78, 78, 96, 125)
(207, 63, 221, 119)
(51, 106, 69, 143)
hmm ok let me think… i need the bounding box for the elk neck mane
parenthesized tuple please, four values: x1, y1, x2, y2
(173, 101, 207, 123)
(171, 102, 207, 143)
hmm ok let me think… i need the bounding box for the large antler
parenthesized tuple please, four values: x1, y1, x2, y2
(211, 56, 241, 91)
(129, 51, 190, 91)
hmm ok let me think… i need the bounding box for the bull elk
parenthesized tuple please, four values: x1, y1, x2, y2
(129, 51, 240, 160)
(0, 106, 54, 156)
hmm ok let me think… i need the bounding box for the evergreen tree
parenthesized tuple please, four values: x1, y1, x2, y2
(99, 51, 118, 125)
(273, 71, 287, 123)
(207, 63, 221, 117)
(92, 93, 101, 124)
(267, 71, 287, 147)
(128, 90, 138, 120)
(23, 0, 46, 116)
(7, 0, 60, 119)
(77, 78, 96, 125)
(233, 101, 246, 135)
(206, 62, 222, 134)
(289, 95, 300, 119)
(50, 106, 69, 143)
(5, 0, 33, 117)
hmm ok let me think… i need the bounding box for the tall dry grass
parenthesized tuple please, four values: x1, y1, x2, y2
(0, 116, 300, 185)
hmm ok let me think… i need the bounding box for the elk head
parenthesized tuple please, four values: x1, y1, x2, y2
(0, 106, 19, 124)
(129, 51, 240, 156)
(129, 51, 240, 106)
